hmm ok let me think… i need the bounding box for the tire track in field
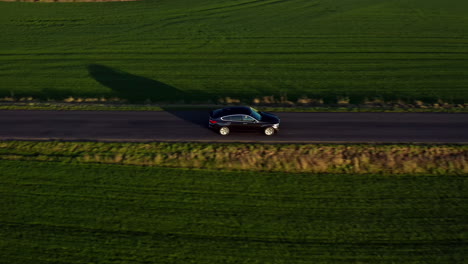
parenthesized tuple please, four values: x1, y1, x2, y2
(193, 0, 293, 15)
(155, 0, 298, 28)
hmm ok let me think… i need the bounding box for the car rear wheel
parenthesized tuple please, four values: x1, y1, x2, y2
(264, 127, 275, 136)
(219, 126, 230, 136)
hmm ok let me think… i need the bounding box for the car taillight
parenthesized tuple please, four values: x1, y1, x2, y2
(209, 120, 217, 124)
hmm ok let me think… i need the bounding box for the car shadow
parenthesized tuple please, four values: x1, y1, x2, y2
(88, 64, 210, 129)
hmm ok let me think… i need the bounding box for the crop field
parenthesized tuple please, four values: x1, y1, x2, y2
(1, 159, 467, 263)
(1, 0, 468, 104)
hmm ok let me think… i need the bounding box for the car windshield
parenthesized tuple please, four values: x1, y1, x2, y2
(249, 107, 262, 121)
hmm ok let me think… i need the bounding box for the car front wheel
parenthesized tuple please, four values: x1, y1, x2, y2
(219, 126, 230, 136)
(264, 127, 275, 136)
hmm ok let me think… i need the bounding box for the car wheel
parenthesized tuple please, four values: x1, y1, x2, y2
(219, 126, 230, 136)
(264, 127, 275, 136)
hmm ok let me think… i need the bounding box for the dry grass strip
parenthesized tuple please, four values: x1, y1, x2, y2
(0, 141, 466, 175)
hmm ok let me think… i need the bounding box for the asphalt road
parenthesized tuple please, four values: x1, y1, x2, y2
(0, 110, 467, 143)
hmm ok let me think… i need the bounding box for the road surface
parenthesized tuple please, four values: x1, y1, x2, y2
(0, 110, 467, 143)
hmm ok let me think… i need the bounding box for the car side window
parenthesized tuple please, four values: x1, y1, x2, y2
(222, 115, 242, 121)
(243, 115, 256, 122)
(230, 115, 243, 122)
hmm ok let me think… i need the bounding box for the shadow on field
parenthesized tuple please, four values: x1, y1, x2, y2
(88, 64, 185, 103)
(88, 64, 209, 129)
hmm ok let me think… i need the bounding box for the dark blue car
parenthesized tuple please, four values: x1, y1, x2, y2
(209, 106, 280, 136)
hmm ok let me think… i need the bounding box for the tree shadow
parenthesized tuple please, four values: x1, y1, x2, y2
(88, 64, 187, 103)
(88, 64, 209, 129)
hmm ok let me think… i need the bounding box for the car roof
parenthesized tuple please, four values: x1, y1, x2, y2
(213, 106, 251, 118)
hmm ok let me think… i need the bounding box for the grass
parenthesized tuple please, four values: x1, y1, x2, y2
(1, 141, 467, 175)
(1, 0, 468, 104)
(0, 159, 467, 263)
(0, 99, 467, 112)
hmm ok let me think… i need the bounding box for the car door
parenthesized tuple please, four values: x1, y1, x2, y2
(225, 115, 244, 131)
(241, 115, 260, 131)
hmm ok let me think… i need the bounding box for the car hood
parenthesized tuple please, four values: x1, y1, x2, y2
(260, 112, 279, 123)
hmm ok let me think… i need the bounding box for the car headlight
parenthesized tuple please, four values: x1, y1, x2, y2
(273, 123, 279, 129)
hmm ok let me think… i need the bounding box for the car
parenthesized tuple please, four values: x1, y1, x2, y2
(209, 106, 280, 136)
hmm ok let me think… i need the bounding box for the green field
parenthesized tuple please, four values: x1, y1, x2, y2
(1, 159, 467, 263)
(1, 0, 468, 104)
